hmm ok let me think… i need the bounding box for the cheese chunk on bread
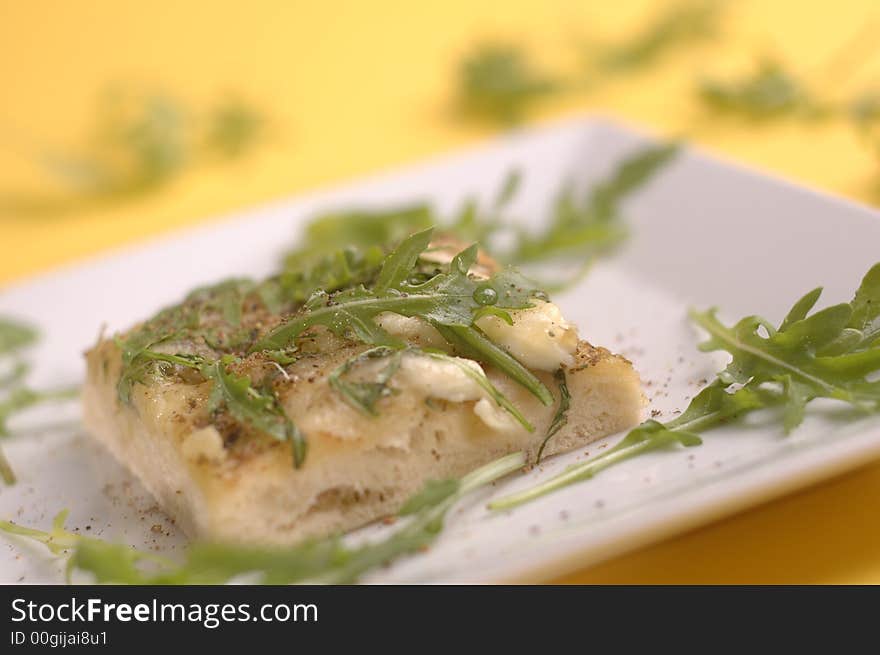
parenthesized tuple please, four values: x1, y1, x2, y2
(83, 241, 643, 545)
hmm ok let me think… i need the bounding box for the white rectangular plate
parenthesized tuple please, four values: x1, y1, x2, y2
(2, 117, 880, 584)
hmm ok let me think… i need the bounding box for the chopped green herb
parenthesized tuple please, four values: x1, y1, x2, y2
(0, 452, 525, 584)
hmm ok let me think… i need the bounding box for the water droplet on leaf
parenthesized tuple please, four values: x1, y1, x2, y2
(473, 285, 498, 306)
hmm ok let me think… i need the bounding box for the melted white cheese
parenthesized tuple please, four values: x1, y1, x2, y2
(181, 426, 226, 463)
(376, 313, 446, 348)
(378, 300, 578, 372)
(395, 354, 484, 402)
(473, 398, 516, 431)
(475, 300, 578, 371)
(394, 353, 518, 432)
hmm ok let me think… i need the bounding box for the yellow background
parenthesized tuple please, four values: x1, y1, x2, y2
(2, 0, 880, 583)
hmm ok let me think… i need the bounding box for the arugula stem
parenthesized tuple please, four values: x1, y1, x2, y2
(0, 361, 28, 390)
(308, 451, 525, 584)
(435, 324, 553, 405)
(665, 406, 742, 433)
(0, 449, 16, 485)
(492, 262, 880, 512)
(488, 437, 660, 511)
(1, 453, 526, 584)
(535, 368, 570, 463)
(139, 351, 203, 368)
(0, 385, 80, 486)
(252, 295, 440, 352)
(460, 451, 527, 492)
(420, 350, 534, 431)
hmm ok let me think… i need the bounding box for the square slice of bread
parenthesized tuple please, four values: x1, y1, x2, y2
(83, 336, 643, 545)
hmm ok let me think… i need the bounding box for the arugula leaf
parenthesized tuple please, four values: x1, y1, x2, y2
(373, 228, 434, 293)
(689, 305, 880, 420)
(330, 345, 533, 430)
(115, 275, 272, 403)
(329, 346, 403, 415)
(0, 317, 38, 356)
(267, 246, 385, 314)
(60, 91, 189, 195)
(398, 478, 460, 515)
(492, 169, 522, 210)
(115, 301, 204, 403)
(114, 245, 386, 406)
(0, 362, 28, 391)
(0, 509, 179, 584)
(848, 262, 880, 348)
(0, 386, 80, 485)
(254, 229, 553, 405)
(698, 61, 825, 121)
(282, 206, 434, 271)
(0, 89, 266, 218)
(681, 264, 880, 432)
(1, 452, 525, 584)
(204, 96, 265, 159)
(0, 509, 81, 556)
(117, 348, 306, 467)
(455, 3, 723, 126)
(491, 262, 880, 509)
(277, 144, 677, 287)
(535, 368, 571, 464)
(202, 357, 306, 467)
(455, 44, 560, 125)
(184, 278, 255, 326)
(510, 143, 679, 264)
(0, 317, 79, 485)
(590, 0, 723, 74)
(849, 90, 880, 133)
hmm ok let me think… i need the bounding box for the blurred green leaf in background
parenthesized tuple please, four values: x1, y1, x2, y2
(0, 87, 266, 219)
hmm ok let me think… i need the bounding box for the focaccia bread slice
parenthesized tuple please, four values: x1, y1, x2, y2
(83, 236, 643, 545)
